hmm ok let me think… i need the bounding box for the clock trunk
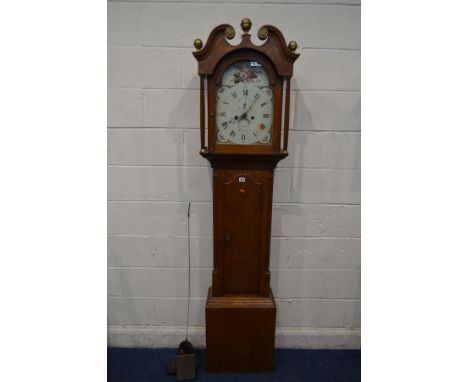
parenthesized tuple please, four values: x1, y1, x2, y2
(207, 165, 276, 372)
(212, 169, 273, 297)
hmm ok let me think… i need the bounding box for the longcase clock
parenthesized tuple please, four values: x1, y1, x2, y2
(193, 18, 299, 372)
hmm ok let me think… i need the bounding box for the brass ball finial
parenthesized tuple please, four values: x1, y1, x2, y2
(193, 38, 203, 51)
(288, 41, 298, 53)
(240, 18, 252, 34)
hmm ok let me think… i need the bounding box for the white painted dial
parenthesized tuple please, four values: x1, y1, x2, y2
(216, 75, 273, 145)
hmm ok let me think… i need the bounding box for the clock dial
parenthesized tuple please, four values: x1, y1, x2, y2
(216, 61, 273, 145)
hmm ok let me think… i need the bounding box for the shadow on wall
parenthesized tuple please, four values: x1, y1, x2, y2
(291, 86, 360, 201)
(270, 79, 360, 326)
(165, 78, 212, 330)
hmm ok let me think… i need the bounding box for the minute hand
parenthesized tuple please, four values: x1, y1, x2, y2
(241, 92, 260, 118)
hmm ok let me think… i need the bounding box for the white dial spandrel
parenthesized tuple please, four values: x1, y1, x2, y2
(216, 61, 273, 145)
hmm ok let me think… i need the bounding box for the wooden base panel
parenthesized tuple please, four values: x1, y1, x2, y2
(205, 287, 276, 372)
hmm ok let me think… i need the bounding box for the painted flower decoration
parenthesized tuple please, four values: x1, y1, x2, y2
(234, 65, 259, 83)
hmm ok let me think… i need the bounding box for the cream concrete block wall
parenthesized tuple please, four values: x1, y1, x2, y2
(108, 0, 361, 349)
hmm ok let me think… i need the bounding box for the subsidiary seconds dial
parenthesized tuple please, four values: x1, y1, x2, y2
(216, 82, 273, 145)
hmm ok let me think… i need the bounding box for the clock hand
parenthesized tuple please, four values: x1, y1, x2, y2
(240, 91, 260, 119)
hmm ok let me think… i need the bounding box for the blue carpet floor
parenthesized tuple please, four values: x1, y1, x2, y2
(108, 348, 360, 382)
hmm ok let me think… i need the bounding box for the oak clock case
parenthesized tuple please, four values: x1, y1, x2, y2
(193, 18, 299, 373)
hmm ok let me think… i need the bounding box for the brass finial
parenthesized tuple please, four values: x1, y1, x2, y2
(240, 18, 252, 34)
(288, 40, 298, 53)
(193, 38, 203, 51)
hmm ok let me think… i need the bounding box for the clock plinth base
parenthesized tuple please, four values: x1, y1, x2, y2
(205, 287, 276, 372)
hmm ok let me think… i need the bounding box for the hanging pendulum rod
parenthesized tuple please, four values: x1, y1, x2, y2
(186, 202, 191, 340)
